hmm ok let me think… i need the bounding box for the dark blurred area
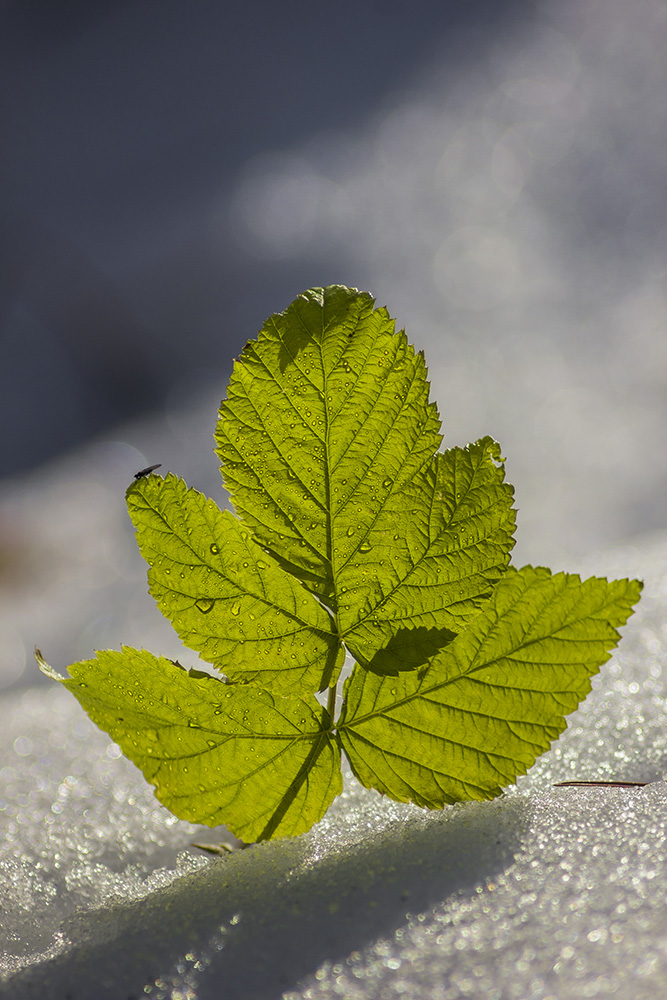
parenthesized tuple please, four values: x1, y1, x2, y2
(0, 0, 527, 477)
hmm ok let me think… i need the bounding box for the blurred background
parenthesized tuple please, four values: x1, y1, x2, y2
(1, 0, 666, 693)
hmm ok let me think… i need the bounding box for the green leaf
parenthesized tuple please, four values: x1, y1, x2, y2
(215, 287, 515, 672)
(126, 473, 342, 694)
(337, 436, 516, 673)
(215, 286, 442, 604)
(58, 648, 342, 842)
(338, 567, 642, 806)
(40, 285, 644, 843)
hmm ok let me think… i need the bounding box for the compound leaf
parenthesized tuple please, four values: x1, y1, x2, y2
(55, 647, 342, 842)
(126, 473, 342, 694)
(338, 567, 642, 805)
(41, 285, 644, 844)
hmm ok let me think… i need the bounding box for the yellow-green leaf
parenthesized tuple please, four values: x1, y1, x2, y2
(215, 286, 442, 605)
(338, 567, 642, 805)
(215, 287, 514, 672)
(58, 648, 341, 842)
(338, 437, 515, 672)
(126, 474, 342, 693)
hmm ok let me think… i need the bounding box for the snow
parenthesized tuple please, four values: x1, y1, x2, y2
(3, 0, 667, 995)
(2, 534, 667, 999)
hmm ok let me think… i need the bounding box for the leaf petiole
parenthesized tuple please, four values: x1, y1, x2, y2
(326, 681, 338, 723)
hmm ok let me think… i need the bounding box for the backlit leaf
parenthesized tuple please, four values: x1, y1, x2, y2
(57, 648, 341, 842)
(126, 474, 341, 693)
(338, 567, 642, 805)
(215, 287, 515, 669)
(338, 436, 515, 672)
(41, 285, 643, 842)
(215, 286, 442, 605)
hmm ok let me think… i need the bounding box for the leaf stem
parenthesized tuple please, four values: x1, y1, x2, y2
(326, 681, 337, 722)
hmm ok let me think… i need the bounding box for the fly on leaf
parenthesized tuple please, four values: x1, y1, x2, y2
(134, 464, 162, 479)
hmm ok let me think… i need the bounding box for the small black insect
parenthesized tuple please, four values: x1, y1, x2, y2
(134, 463, 162, 479)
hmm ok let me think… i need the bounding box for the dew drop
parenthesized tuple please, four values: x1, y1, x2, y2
(382, 477, 392, 488)
(195, 597, 215, 614)
(359, 540, 372, 553)
(346, 526, 355, 537)
(230, 603, 241, 616)
(210, 543, 220, 555)
(256, 559, 267, 570)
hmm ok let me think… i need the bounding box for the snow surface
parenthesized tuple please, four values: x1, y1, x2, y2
(1, 535, 666, 1000)
(3, 0, 667, 996)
